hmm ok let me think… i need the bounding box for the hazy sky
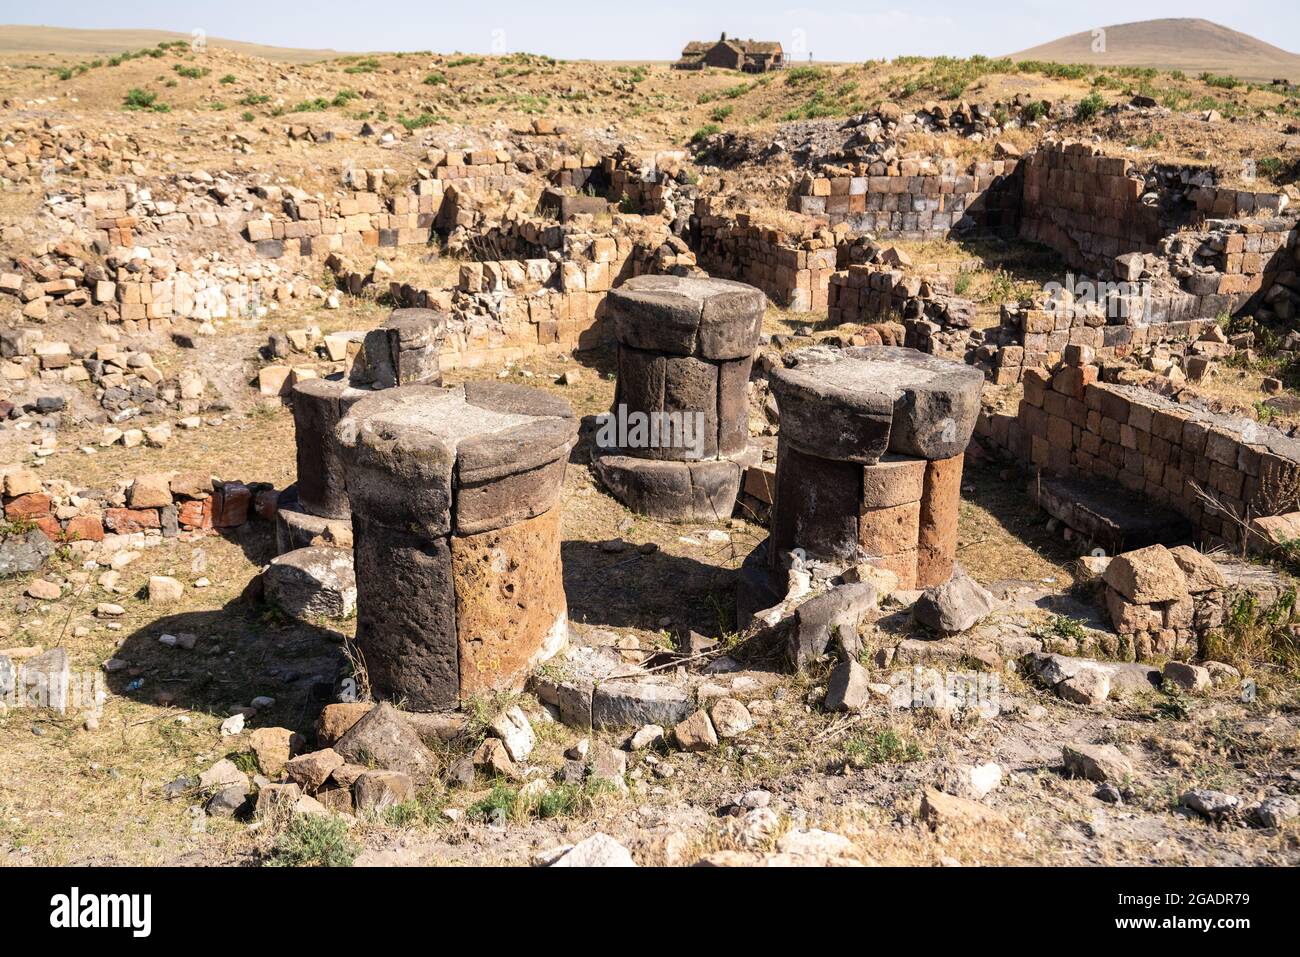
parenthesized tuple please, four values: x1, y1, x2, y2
(3, 1, 1298, 61)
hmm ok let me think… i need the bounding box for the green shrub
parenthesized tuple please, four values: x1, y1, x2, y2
(1074, 92, 1105, 121)
(690, 123, 721, 143)
(266, 816, 357, 867)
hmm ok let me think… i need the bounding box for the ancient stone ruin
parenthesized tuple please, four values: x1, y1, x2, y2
(593, 275, 765, 521)
(336, 382, 577, 709)
(736, 347, 982, 614)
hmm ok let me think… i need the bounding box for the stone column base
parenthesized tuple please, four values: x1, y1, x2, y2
(275, 488, 353, 555)
(593, 446, 760, 522)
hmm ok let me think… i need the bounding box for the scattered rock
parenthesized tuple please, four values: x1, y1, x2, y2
(198, 758, 248, 791)
(285, 749, 344, 792)
(205, 784, 249, 817)
(913, 565, 994, 633)
(1057, 668, 1110, 705)
(1253, 795, 1299, 829)
(920, 787, 1009, 828)
(353, 770, 414, 814)
(489, 705, 536, 763)
(247, 726, 299, 777)
(673, 709, 718, 751)
(1162, 661, 1211, 693)
(1062, 743, 1134, 784)
(1180, 789, 1240, 821)
(709, 697, 753, 738)
(335, 702, 435, 783)
(824, 658, 870, 711)
(147, 575, 184, 605)
(547, 833, 636, 867)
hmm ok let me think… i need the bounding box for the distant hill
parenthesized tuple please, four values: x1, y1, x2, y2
(1010, 18, 1300, 81)
(0, 24, 346, 63)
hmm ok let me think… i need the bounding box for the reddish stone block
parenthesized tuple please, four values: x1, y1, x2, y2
(212, 482, 252, 527)
(63, 515, 105, 542)
(4, 493, 51, 519)
(177, 499, 212, 530)
(253, 487, 279, 522)
(103, 507, 161, 533)
(34, 515, 62, 540)
(917, 453, 964, 588)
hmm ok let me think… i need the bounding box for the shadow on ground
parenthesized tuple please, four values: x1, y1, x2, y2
(562, 537, 742, 637)
(105, 592, 349, 741)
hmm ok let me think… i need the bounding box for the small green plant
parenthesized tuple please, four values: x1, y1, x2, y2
(1034, 614, 1089, 643)
(1074, 93, 1105, 121)
(1200, 72, 1240, 89)
(239, 92, 271, 106)
(122, 88, 169, 112)
(690, 123, 722, 143)
(266, 815, 358, 867)
(953, 271, 972, 295)
(343, 57, 382, 74)
(423, 71, 448, 86)
(397, 112, 445, 130)
(241, 110, 255, 122)
(1021, 99, 1048, 122)
(219, 73, 237, 84)
(1153, 685, 1191, 721)
(173, 63, 211, 79)
(844, 728, 924, 767)
(709, 104, 734, 123)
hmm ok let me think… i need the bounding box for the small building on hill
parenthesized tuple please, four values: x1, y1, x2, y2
(675, 33, 784, 72)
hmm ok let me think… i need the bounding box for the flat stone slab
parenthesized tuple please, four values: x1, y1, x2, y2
(337, 382, 577, 536)
(607, 275, 765, 360)
(770, 345, 983, 463)
(274, 490, 352, 554)
(1030, 476, 1192, 554)
(592, 452, 742, 523)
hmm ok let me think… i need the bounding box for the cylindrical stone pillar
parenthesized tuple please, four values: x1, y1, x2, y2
(277, 376, 367, 553)
(291, 376, 368, 519)
(593, 275, 765, 522)
(765, 345, 982, 586)
(337, 382, 577, 711)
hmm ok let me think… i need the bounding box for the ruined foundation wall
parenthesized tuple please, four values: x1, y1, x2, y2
(790, 157, 1022, 240)
(978, 361, 1300, 551)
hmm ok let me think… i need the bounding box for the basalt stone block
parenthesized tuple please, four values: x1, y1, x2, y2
(614, 344, 665, 418)
(917, 454, 964, 588)
(291, 376, 367, 519)
(660, 355, 719, 460)
(861, 454, 926, 508)
(451, 507, 568, 696)
(336, 383, 577, 539)
(736, 582, 878, 671)
(264, 546, 357, 620)
(770, 440, 862, 563)
(591, 454, 742, 523)
(350, 308, 447, 389)
(607, 275, 765, 360)
(274, 490, 352, 554)
(771, 346, 983, 462)
(352, 515, 460, 711)
(717, 355, 754, 456)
